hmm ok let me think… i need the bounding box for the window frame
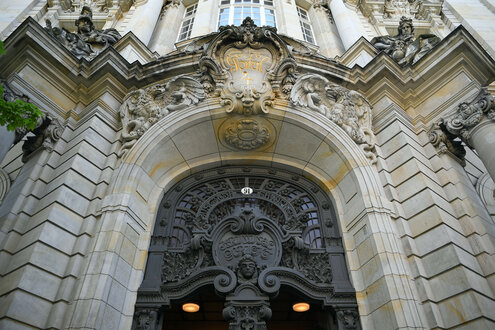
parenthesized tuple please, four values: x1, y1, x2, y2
(297, 6, 315, 44)
(177, 3, 198, 42)
(217, 0, 276, 29)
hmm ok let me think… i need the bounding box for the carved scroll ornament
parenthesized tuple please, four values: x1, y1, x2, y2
(118, 76, 205, 157)
(442, 88, 495, 146)
(290, 74, 377, 164)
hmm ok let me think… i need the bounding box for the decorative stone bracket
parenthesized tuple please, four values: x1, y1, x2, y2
(428, 121, 466, 166)
(1, 81, 64, 163)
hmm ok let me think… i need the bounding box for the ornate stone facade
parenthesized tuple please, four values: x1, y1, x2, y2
(1, 1, 495, 330)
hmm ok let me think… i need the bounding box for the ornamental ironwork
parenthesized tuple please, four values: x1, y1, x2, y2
(133, 166, 359, 329)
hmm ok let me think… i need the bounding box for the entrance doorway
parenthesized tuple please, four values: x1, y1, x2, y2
(133, 166, 360, 330)
(162, 286, 336, 330)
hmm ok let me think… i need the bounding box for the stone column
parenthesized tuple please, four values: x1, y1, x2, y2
(328, 0, 364, 50)
(308, 2, 344, 58)
(149, 0, 185, 55)
(124, 0, 164, 46)
(443, 87, 495, 180)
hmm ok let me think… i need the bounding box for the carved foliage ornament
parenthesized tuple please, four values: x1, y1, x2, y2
(45, 6, 121, 59)
(290, 74, 377, 164)
(118, 76, 205, 157)
(443, 88, 495, 146)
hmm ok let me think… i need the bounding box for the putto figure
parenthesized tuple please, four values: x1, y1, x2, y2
(45, 6, 121, 59)
(371, 16, 440, 65)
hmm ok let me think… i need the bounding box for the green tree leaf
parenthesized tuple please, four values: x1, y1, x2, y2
(0, 40, 43, 131)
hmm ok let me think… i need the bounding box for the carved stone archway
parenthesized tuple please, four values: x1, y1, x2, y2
(133, 166, 360, 330)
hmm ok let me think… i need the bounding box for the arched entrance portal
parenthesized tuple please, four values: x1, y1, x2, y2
(133, 166, 360, 329)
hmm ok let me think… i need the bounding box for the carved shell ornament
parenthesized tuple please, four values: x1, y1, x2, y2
(118, 76, 206, 157)
(290, 74, 377, 164)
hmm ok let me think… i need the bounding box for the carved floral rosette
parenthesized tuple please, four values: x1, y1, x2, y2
(118, 75, 206, 157)
(290, 74, 377, 164)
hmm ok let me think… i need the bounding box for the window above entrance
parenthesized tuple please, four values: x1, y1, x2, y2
(218, 0, 276, 28)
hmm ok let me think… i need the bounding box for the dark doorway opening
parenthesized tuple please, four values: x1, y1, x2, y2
(162, 285, 335, 330)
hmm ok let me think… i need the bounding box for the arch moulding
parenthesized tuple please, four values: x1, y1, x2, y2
(67, 103, 426, 329)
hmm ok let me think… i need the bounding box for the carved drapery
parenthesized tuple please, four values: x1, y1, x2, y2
(134, 167, 359, 329)
(290, 74, 377, 164)
(371, 16, 440, 65)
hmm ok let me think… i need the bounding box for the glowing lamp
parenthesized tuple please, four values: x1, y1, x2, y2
(292, 302, 310, 312)
(182, 303, 200, 312)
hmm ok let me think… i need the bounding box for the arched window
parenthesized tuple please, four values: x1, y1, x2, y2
(218, 0, 276, 28)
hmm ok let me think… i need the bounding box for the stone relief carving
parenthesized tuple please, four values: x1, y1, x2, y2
(290, 74, 377, 164)
(134, 308, 159, 330)
(384, 0, 421, 19)
(45, 6, 121, 59)
(224, 119, 270, 150)
(52, 0, 134, 13)
(371, 16, 440, 65)
(428, 121, 466, 166)
(442, 88, 495, 146)
(118, 76, 205, 157)
(336, 309, 361, 330)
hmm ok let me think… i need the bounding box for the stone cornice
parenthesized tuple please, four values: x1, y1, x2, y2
(1, 18, 494, 128)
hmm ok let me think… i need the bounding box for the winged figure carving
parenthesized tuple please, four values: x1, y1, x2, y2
(290, 74, 376, 163)
(119, 76, 205, 157)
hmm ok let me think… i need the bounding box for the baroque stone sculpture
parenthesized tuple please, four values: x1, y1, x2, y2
(290, 74, 377, 163)
(118, 76, 205, 157)
(45, 6, 121, 59)
(371, 16, 440, 65)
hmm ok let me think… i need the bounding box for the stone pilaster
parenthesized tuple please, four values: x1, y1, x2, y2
(443, 88, 495, 181)
(309, 1, 344, 58)
(124, 0, 164, 46)
(328, 0, 364, 50)
(149, 0, 185, 55)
